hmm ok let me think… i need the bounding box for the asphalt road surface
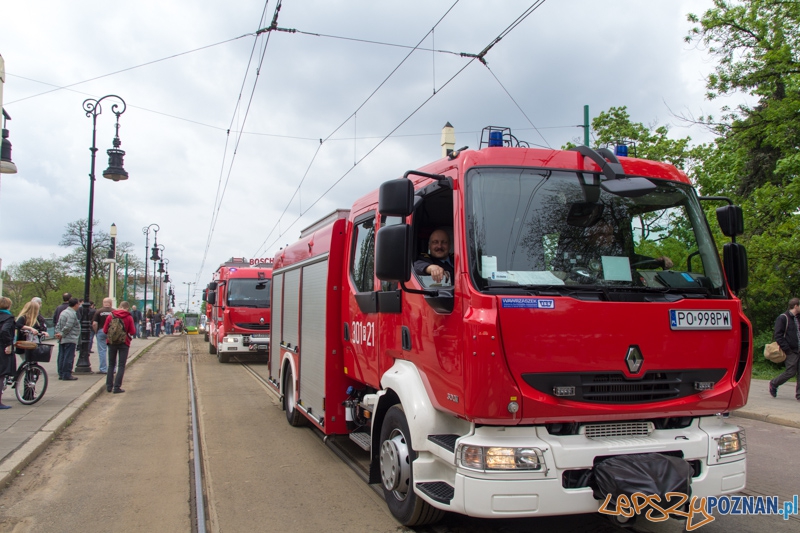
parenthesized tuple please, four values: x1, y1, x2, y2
(0, 336, 797, 533)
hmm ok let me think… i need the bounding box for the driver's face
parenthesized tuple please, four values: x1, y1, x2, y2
(429, 230, 450, 259)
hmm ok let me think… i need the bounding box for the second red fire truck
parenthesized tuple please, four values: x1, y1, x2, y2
(267, 127, 751, 526)
(205, 258, 273, 363)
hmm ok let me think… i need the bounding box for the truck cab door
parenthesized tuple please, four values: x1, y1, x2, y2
(344, 211, 381, 388)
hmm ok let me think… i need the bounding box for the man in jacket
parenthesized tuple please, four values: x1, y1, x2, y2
(131, 305, 143, 338)
(770, 298, 800, 400)
(92, 298, 114, 374)
(103, 301, 136, 394)
(55, 297, 81, 381)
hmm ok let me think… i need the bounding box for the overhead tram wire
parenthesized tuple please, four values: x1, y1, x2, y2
(248, 0, 463, 258)
(484, 64, 551, 149)
(196, 0, 275, 285)
(250, 0, 549, 260)
(4, 34, 254, 106)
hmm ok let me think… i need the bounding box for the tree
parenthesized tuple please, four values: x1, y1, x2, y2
(687, 0, 800, 333)
(12, 256, 66, 302)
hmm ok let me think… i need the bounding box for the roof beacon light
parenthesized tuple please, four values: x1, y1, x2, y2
(615, 144, 629, 157)
(489, 130, 504, 147)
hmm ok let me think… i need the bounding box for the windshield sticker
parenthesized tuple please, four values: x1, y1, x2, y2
(502, 298, 555, 309)
(481, 255, 498, 278)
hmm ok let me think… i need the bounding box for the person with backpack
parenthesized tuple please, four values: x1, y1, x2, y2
(103, 301, 136, 394)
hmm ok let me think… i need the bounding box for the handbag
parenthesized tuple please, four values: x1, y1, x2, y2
(764, 341, 786, 364)
(764, 314, 789, 364)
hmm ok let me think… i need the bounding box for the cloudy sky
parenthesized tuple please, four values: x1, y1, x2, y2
(1, 0, 737, 308)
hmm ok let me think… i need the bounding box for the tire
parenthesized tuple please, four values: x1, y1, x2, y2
(204, 331, 209, 342)
(218, 351, 230, 364)
(283, 365, 305, 426)
(209, 339, 217, 354)
(15, 363, 48, 405)
(379, 405, 444, 526)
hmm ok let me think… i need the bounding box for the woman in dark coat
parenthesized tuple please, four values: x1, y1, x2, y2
(0, 297, 17, 409)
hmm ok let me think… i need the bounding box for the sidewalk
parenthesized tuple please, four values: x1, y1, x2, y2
(734, 378, 800, 429)
(0, 336, 160, 489)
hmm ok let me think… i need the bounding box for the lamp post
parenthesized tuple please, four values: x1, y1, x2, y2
(152, 244, 164, 313)
(142, 224, 159, 331)
(103, 223, 118, 307)
(183, 281, 194, 313)
(78, 95, 128, 374)
(160, 258, 170, 312)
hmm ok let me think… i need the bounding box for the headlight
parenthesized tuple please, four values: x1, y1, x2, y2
(458, 445, 545, 471)
(224, 337, 237, 343)
(718, 430, 746, 455)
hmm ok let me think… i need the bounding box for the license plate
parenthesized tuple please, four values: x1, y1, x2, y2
(669, 310, 732, 330)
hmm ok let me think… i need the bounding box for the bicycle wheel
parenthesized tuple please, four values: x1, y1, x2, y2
(15, 363, 48, 405)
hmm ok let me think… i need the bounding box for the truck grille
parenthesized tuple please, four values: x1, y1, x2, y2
(236, 322, 270, 331)
(584, 421, 653, 439)
(522, 369, 726, 404)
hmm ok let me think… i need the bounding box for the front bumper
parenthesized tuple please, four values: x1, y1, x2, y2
(219, 334, 270, 354)
(413, 416, 746, 518)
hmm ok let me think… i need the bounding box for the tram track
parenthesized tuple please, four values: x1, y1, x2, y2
(186, 335, 208, 533)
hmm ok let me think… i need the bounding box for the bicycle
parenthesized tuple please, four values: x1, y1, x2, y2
(4, 337, 50, 405)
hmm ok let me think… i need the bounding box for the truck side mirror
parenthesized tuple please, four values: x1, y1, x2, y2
(716, 205, 744, 237)
(375, 225, 411, 282)
(208, 281, 218, 290)
(723, 242, 748, 292)
(207, 291, 217, 305)
(379, 179, 414, 217)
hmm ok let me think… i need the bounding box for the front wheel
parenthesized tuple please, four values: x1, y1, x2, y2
(379, 405, 444, 526)
(15, 363, 48, 405)
(209, 339, 217, 354)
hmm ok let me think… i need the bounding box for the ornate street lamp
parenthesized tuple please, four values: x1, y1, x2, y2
(77, 95, 128, 374)
(142, 224, 159, 335)
(152, 244, 164, 313)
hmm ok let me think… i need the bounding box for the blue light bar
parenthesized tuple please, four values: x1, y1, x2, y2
(615, 144, 628, 157)
(489, 131, 503, 147)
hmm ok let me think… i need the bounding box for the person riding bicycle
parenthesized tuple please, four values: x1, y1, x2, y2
(0, 297, 17, 409)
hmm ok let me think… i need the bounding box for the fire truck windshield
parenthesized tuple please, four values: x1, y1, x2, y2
(226, 279, 271, 308)
(465, 167, 726, 296)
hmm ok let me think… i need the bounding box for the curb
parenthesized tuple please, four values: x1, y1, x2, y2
(0, 338, 160, 490)
(732, 409, 800, 430)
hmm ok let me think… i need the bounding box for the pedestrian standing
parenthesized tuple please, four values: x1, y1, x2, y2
(165, 311, 175, 335)
(92, 298, 114, 374)
(769, 297, 800, 400)
(131, 305, 143, 338)
(55, 298, 81, 381)
(154, 309, 163, 336)
(52, 292, 71, 365)
(0, 297, 17, 409)
(103, 301, 136, 394)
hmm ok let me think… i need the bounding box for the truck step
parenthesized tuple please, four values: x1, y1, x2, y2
(349, 431, 370, 451)
(416, 481, 454, 504)
(428, 434, 458, 453)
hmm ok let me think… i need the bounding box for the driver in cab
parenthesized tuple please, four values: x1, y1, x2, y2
(414, 228, 454, 284)
(587, 220, 673, 269)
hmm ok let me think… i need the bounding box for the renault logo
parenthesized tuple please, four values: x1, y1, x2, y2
(625, 345, 644, 374)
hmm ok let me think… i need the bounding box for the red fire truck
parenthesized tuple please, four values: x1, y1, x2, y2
(268, 127, 751, 526)
(205, 258, 272, 363)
